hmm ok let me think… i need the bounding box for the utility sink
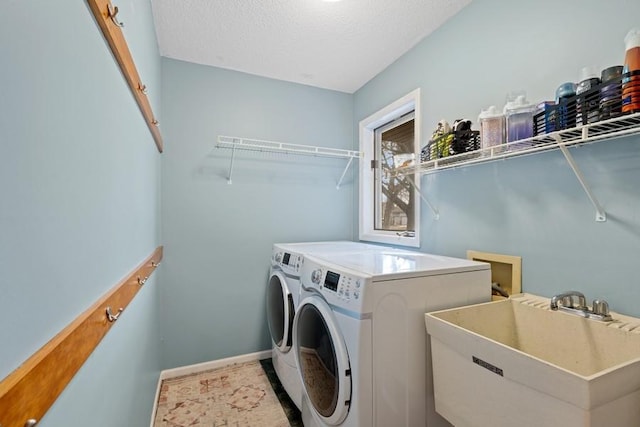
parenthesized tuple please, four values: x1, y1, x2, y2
(424, 293, 640, 427)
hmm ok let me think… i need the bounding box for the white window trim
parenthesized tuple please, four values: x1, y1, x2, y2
(359, 88, 421, 248)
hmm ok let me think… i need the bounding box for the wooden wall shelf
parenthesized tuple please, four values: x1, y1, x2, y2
(87, 0, 163, 153)
(0, 246, 163, 427)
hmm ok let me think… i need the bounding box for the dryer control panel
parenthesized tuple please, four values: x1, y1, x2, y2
(273, 250, 304, 276)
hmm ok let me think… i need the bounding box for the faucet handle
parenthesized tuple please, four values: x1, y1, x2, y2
(592, 299, 610, 316)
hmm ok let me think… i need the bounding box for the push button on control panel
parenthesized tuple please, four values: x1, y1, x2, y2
(311, 269, 323, 285)
(336, 275, 359, 302)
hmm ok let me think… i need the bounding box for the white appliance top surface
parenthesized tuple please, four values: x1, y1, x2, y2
(272, 241, 388, 279)
(312, 251, 489, 280)
(274, 241, 383, 254)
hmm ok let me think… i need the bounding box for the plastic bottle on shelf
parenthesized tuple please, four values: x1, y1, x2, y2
(622, 28, 640, 113)
(503, 95, 537, 149)
(599, 65, 624, 120)
(478, 106, 505, 148)
(555, 82, 577, 129)
(576, 66, 601, 125)
(534, 101, 556, 135)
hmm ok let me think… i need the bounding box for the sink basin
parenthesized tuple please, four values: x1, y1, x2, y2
(424, 293, 640, 427)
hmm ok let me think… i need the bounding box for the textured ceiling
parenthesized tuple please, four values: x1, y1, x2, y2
(152, 0, 472, 93)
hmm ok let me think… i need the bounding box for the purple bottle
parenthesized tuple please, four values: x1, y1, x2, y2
(503, 95, 536, 149)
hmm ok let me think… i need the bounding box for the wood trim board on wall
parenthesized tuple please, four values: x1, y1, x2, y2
(0, 246, 163, 427)
(87, 0, 164, 153)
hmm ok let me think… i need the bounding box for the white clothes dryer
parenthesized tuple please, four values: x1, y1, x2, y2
(267, 241, 387, 410)
(268, 248, 304, 409)
(293, 250, 491, 427)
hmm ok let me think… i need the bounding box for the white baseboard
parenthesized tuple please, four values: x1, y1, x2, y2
(158, 349, 272, 380)
(149, 349, 272, 427)
(149, 372, 163, 427)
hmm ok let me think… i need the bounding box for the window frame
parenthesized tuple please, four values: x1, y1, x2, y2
(359, 88, 421, 248)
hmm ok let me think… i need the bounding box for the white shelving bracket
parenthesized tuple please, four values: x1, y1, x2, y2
(336, 157, 354, 190)
(216, 135, 362, 188)
(227, 142, 237, 184)
(402, 172, 440, 220)
(553, 135, 606, 222)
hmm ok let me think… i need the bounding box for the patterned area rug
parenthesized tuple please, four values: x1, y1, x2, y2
(259, 359, 303, 427)
(154, 359, 301, 426)
(300, 347, 337, 416)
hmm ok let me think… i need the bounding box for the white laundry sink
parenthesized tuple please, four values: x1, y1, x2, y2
(424, 293, 640, 427)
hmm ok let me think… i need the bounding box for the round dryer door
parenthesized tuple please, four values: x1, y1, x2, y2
(266, 271, 295, 352)
(294, 296, 351, 426)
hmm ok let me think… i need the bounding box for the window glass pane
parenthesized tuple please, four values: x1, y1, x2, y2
(374, 117, 415, 232)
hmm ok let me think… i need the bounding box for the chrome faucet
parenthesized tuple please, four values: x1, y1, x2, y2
(550, 291, 587, 310)
(550, 291, 613, 321)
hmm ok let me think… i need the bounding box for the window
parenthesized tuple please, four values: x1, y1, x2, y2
(375, 113, 416, 233)
(359, 89, 421, 247)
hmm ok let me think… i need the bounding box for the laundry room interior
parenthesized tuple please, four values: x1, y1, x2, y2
(3, 0, 640, 426)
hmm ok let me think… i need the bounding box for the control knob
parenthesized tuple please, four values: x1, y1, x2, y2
(274, 252, 282, 263)
(311, 269, 322, 285)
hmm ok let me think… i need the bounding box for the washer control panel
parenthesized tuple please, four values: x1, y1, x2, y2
(311, 268, 363, 301)
(303, 259, 369, 311)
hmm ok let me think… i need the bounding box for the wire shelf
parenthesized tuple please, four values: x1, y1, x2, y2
(393, 111, 640, 222)
(216, 135, 362, 159)
(215, 135, 362, 188)
(397, 111, 640, 176)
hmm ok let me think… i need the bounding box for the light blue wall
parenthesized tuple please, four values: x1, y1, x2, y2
(1, 1, 162, 426)
(355, 0, 640, 316)
(5, 1, 639, 422)
(160, 58, 354, 369)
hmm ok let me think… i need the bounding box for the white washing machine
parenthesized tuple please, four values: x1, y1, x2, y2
(267, 241, 389, 410)
(293, 249, 491, 427)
